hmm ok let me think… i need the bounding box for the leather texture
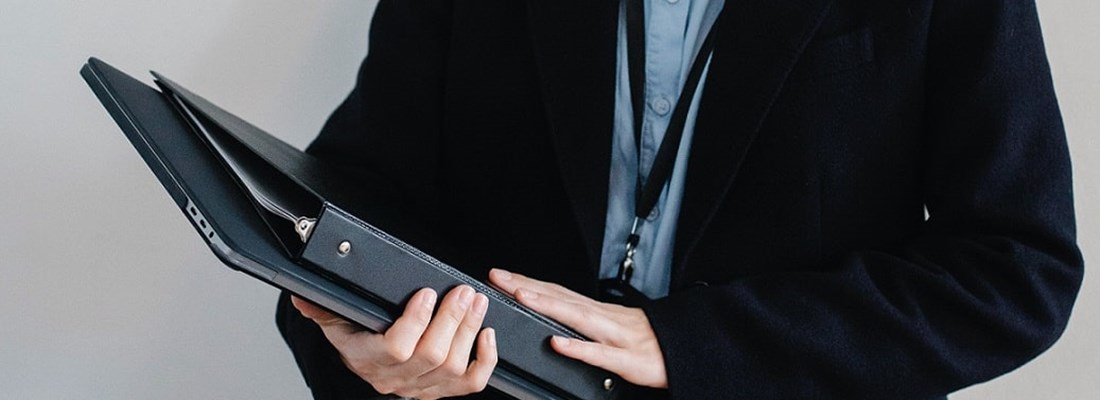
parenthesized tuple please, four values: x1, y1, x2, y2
(302, 204, 624, 400)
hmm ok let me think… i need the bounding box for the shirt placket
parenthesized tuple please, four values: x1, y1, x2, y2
(639, 0, 690, 201)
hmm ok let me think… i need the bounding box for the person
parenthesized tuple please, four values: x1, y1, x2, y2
(276, 0, 1084, 398)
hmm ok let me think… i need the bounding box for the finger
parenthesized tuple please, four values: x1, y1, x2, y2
(445, 293, 489, 372)
(550, 336, 630, 376)
(514, 289, 617, 342)
(464, 328, 498, 393)
(291, 296, 342, 324)
(489, 268, 576, 299)
(411, 326, 498, 400)
(416, 292, 489, 387)
(369, 288, 437, 365)
(552, 336, 666, 388)
(292, 296, 360, 340)
(407, 285, 476, 374)
(490, 268, 596, 305)
(330, 288, 436, 372)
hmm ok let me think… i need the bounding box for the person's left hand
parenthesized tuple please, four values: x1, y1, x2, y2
(488, 268, 668, 389)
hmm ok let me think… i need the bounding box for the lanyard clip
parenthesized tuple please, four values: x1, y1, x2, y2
(617, 217, 642, 283)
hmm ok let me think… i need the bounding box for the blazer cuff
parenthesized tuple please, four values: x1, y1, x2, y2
(643, 287, 748, 399)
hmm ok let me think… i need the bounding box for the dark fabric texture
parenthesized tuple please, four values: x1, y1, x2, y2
(276, 0, 1083, 398)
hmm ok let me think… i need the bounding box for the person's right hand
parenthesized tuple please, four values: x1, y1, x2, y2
(291, 285, 497, 400)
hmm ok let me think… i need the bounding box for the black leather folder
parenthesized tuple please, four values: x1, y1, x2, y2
(81, 58, 625, 400)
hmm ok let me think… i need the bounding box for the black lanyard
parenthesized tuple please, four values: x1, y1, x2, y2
(611, 0, 721, 292)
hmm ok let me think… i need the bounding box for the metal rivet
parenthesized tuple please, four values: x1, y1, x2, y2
(603, 378, 615, 391)
(337, 241, 352, 256)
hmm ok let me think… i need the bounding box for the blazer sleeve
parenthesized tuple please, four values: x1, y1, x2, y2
(276, 292, 388, 399)
(275, 1, 451, 399)
(643, 1, 1083, 399)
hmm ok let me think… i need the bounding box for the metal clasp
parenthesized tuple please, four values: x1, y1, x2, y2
(294, 217, 317, 243)
(616, 217, 641, 283)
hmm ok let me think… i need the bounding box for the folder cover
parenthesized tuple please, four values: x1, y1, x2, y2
(81, 57, 625, 400)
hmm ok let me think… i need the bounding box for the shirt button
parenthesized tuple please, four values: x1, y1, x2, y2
(667, 0, 681, 4)
(647, 207, 660, 221)
(651, 97, 672, 116)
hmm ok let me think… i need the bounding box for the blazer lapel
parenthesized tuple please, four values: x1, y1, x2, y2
(673, 0, 835, 278)
(524, 0, 834, 278)
(526, 0, 620, 272)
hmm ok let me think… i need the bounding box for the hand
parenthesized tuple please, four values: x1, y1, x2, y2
(291, 285, 497, 400)
(488, 269, 668, 388)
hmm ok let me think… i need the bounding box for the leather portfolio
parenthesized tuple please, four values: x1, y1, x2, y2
(81, 57, 625, 400)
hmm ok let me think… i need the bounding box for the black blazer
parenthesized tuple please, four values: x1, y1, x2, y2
(276, 0, 1083, 398)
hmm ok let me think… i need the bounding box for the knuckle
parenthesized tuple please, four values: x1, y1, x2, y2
(321, 328, 353, 349)
(370, 381, 397, 395)
(383, 342, 414, 364)
(442, 358, 467, 377)
(400, 303, 431, 324)
(463, 308, 483, 326)
(473, 378, 490, 393)
(599, 345, 616, 360)
(579, 307, 597, 322)
(408, 312, 431, 328)
(462, 318, 483, 333)
(458, 380, 478, 394)
(345, 358, 371, 376)
(394, 388, 423, 399)
(469, 372, 491, 392)
(443, 307, 466, 326)
(417, 347, 448, 368)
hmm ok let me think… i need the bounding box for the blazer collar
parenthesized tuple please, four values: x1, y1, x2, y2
(525, 0, 835, 278)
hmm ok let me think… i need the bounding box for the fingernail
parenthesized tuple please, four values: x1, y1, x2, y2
(552, 336, 570, 347)
(473, 294, 488, 317)
(422, 289, 437, 310)
(487, 328, 497, 347)
(494, 269, 512, 281)
(459, 286, 475, 309)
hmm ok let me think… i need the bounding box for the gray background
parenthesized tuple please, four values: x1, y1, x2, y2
(1, 1, 1095, 398)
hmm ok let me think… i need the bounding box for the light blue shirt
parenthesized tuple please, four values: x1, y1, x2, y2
(599, 0, 725, 298)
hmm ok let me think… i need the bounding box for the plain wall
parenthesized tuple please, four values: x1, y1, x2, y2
(0, 1, 1095, 398)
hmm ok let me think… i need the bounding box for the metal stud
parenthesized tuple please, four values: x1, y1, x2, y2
(337, 240, 352, 256)
(603, 378, 615, 391)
